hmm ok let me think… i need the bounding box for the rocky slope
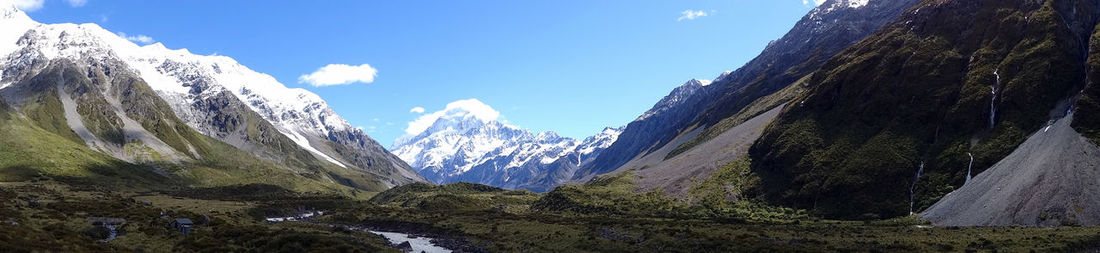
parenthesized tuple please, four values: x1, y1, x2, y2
(923, 5, 1100, 226)
(572, 0, 922, 183)
(921, 114, 1100, 226)
(751, 0, 1100, 219)
(391, 100, 621, 191)
(570, 78, 717, 181)
(0, 4, 422, 192)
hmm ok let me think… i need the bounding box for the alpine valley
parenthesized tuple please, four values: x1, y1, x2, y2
(5, 0, 1100, 252)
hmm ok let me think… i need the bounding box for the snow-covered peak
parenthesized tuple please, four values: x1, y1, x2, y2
(810, 0, 873, 19)
(689, 79, 712, 87)
(440, 98, 500, 123)
(636, 78, 713, 121)
(391, 107, 543, 176)
(846, 0, 869, 8)
(0, 2, 28, 20)
(577, 126, 623, 156)
(0, 4, 36, 59)
(401, 98, 504, 140)
(0, 15, 369, 168)
(713, 70, 733, 83)
(389, 99, 622, 187)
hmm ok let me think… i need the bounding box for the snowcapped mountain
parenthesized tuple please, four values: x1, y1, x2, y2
(390, 99, 621, 191)
(0, 4, 423, 190)
(636, 79, 712, 121)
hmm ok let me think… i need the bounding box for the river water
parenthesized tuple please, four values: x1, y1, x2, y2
(366, 230, 452, 253)
(264, 212, 452, 252)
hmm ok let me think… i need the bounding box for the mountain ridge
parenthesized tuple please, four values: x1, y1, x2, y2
(0, 5, 423, 192)
(390, 99, 621, 191)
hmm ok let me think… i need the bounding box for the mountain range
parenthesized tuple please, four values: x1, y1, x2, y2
(390, 99, 622, 192)
(5, 0, 1100, 228)
(0, 4, 422, 193)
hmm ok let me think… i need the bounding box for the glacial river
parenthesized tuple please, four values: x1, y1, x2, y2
(264, 212, 452, 252)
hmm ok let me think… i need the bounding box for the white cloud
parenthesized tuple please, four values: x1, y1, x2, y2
(116, 32, 155, 44)
(298, 63, 378, 87)
(12, 0, 44, 11)
(677, 9, 708, 21)
(803, 0, 826, 6)
(65, 0, 86, 7)
(403, 99, 500, 136)
(409, 107, 425, 114)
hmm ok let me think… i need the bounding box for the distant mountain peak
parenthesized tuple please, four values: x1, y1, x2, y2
(688, 79, 712, 87)
(713, 70, 733, 83)
(635, 77, 718, 121)
(391, 99, 622, 190)
(0, 2, 26, 19)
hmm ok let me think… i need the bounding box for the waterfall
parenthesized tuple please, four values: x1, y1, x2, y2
(966, 153, 974, 184)
(989, 70, 999, 129)
(909, 161, 924, 215)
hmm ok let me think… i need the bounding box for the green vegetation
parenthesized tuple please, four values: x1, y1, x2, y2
(2, 59, 402, 196)
(687, 158, 758, 209)
(1072, 21, 1100, 144)
(67, 64, 127, 146)
(0, 181, 396, 252)
(316, 179, 1100, 252)
(370, 182, 536, 213)
(533, 169, 806, 224)
(750, 0, 1096, 219)
(5, 169, 1100, 252)
(22, 82, 83, 145)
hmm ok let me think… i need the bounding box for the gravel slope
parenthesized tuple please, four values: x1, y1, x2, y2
(601, 104, 785, 197)
(921, 114, 1100, 226)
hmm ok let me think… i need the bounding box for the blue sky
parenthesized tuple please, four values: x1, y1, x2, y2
(21, 0, 820, 146)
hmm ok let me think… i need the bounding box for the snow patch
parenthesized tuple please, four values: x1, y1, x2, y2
(282, 128, 346, 168)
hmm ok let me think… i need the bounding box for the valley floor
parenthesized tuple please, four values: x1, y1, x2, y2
(2, 179, 1100, 252)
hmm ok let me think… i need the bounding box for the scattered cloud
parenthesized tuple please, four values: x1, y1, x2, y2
(677, 9, 708, 21)
(403, 99, 500, 136)
(99, 14, 108, 23)
(11, 0, 44, 12)
(116, 32, 155, 44)
(802, 0, 826, 6)
(298, 63, 378, 87)
(65, 0, 86, 7)
(409, 107, 425, 114)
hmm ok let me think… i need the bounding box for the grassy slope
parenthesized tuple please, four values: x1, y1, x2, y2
(0, 181, 396, 252)
(326, 179, 1100, 252)
(370, 182, 536, 213)
(0, 103, 167, 189)
(750, 0, 1096, 219)
(1072, 21, 1100, 143)
(0, 59, 390, 195)
(5, 168, 1100, 252)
